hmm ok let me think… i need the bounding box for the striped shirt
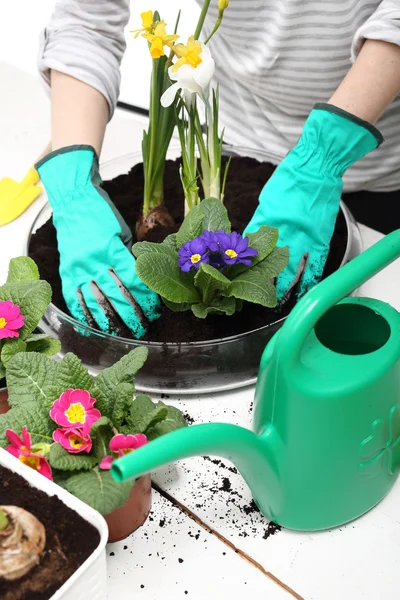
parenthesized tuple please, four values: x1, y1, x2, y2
(38, 0, 400, 192)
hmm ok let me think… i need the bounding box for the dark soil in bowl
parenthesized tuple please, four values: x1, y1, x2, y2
(0, 465, 100, 600)
(29, 157, 347, 343)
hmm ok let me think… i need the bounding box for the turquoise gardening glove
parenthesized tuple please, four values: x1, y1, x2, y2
(36, 145, 160, 338)
(244, 103, 383, 300)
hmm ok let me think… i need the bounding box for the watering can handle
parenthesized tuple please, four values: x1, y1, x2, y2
(277, 229, 400, 366)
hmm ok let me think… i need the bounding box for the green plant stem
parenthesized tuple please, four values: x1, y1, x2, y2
(195, 0, 212, 39)
(204, 11, 223, 44)
(0, 509, 9, 531)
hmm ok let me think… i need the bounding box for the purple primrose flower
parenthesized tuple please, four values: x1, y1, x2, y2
(212, 231, 258, 266)
(178, 237, 210, 272)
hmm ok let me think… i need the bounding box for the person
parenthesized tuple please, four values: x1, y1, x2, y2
(36, 0, 400, 336)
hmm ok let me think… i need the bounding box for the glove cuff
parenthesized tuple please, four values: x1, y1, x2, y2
(35, 144, 98, 171)
(313, 103, 384, 146)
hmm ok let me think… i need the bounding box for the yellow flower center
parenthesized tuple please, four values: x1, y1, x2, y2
(225, 249, 238, 259)
(69, 434, 85, 449)
(172, 36, 203, 72)
(191, 254, 202, 264)
(19, 453, 41, 471)
(0, 318, 6, 329)
(65, 403, 86, 424)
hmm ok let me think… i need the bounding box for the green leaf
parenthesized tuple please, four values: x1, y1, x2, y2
(95, 348, 148, 406)
(1, 339, 27, 366)
(247, 226, 279, 265)
(146, 402, 188, 441)
(111, 383, 135, 428)
(56, 353, 94, 393)
(176, 204, 204, 248)
(0, 280, 52, 339)
(194, 263, 231, 301)
(6, 352, 60, 409)
(63, 468, 135, 515)
(7, 257, 40, 283)
(90, 417, 114, 461)
(163, 233, 178, 250)
(199, 197, 231, 232)
(191, 296, 236, 318)
(0, 401, 54, 448)
(254, 246, 289, 280)
(136, 254, 200, 304)
(132, 241, 178, 260)
(122, 393, 156, 434)
(25, 334, 61, 357)
(228, 270, 277, 308)
(162, 298, 191, 313)
(0, 363, 5, 380)
(90, 385, 109, 419)
(123, 393, 167, 434)
(49, 443, 99, 471)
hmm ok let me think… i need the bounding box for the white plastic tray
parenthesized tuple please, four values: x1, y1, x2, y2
(0, 447, 108, 600)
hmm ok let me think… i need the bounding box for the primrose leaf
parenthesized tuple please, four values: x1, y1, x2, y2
(49, 443, 99, 471)
(194, 263, 231, 301)
(56, 353, 94, 393)
(162, 298, 191, 313)
(25, 334, 61, 357)
(63, 468, 135, 515)
(7, 257, 40, 283)
(247, 226, 279, 265)
(6, 352, 60, 409)
(0, 280, 52, 339)
(228, 269, 277, 308)
(1, 339, 27, 367)
(0, 401, 54, 448)
(122, 393, 157, 434)
(95, 347, 148, 402)
(132, 241, 178, 260)
(254, 246, 290, 280)
(163, 233, 178, 250)
(90, 416, 114, 461)
(111, 382, 135, 428)
(146, 402, 188, 441)
(176, 205, 204, 248)
(136, 254, 200, 304)
(191, 296, 236, 319)
(0, 362, 5, 380)
(199, 197, 231, 233)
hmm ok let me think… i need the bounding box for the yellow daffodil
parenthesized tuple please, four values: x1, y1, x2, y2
(143, 21, 179, 59)
(218, 0, 230, 10)
(131, 10, 154, 39)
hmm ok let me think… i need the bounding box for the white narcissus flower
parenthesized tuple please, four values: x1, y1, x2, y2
(161, 36, 215, 108)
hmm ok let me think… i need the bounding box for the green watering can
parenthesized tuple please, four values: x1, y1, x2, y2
(111, 230, 400, 531)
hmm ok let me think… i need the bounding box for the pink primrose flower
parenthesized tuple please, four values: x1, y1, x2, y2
(53, 427, 93, 454)
(6, 426, 52, 480)
(100, 433, 148, 470)
(49, 389, 101, 436)
(0, 301, 25, 339)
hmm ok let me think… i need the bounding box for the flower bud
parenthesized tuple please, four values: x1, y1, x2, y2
(218, 0, 229, 11)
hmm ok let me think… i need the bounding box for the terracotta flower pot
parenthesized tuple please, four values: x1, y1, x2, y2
(0, 381, 10, 415)
(104, 475, 152, 543)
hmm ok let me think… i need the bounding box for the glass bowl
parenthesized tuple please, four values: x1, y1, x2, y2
(26, 149, 362, 395)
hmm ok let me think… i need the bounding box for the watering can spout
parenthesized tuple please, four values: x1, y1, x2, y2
(111, 423, 282, 518)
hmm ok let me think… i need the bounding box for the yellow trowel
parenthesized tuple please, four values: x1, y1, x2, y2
(0, 142, 51, 226)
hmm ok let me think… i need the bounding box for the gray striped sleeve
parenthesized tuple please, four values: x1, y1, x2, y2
(37, 0, 130, 117)
(351, 0, 400, 59)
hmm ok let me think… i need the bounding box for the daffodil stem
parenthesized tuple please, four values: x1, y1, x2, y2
(0, 509, 9, 532)
(204, 12, 223, 45)
(195, 0, 212, 40)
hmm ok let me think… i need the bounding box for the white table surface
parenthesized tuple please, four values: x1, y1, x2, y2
(1, 62, 400, 600)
